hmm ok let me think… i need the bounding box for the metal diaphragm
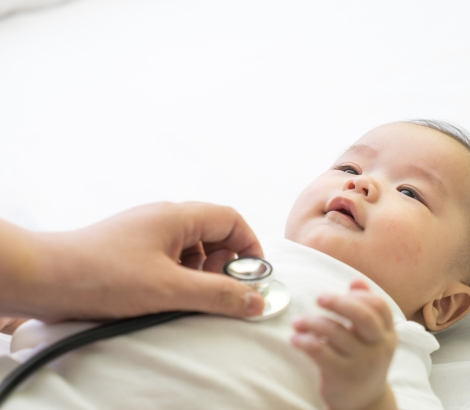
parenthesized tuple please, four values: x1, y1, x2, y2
(223, 257, 290, 321)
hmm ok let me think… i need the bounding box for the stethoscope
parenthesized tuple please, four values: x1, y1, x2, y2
(0, 257, 290, 406)
(223, 257, 290, 320)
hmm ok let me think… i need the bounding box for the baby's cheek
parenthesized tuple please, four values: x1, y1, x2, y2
(379, 217, 423, 267)
(285, 189, 326, 239)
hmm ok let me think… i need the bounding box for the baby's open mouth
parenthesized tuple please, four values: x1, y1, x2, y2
(336, 207, 354, 219)
(326, 197, 364, 230)
(331, 208, 359, 228)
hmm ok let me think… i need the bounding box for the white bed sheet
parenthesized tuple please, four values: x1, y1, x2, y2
(430, 315, 470, 409)
(0, 0, 70, 18)
(1, 0, 470, 236)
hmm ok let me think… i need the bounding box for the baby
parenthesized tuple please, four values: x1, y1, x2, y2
(287, 119, 470, 410)
(2, 119, 470, 410)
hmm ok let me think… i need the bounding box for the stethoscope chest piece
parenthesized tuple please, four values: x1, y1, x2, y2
(223, 257, 290, 321)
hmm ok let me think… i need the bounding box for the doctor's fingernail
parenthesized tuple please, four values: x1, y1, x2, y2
(244, 292, 264, 316)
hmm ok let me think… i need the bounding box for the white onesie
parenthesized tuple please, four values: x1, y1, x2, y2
(0, 238, 443, 409)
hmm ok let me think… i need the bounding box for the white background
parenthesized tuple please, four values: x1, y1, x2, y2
(1, 0, 469, 239)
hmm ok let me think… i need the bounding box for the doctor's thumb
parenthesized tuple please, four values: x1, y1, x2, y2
(179, 271, 265, 318)
(242, 290, 265, 317)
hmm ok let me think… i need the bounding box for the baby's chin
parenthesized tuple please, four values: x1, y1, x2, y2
(285, 226, 365, 270)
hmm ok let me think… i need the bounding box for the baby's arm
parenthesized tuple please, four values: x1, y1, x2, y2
(291, 280, 398, 410)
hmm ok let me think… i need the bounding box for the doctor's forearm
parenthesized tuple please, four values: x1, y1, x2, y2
(0, 219, 91, 320)
(0, 218, 45, 316)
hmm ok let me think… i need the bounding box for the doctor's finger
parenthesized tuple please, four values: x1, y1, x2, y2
(202, 248, 236, 273)
(180, 242, 205, 270)
(174, 202, 263, 259)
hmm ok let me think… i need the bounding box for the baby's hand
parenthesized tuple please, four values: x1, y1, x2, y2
(291, 280, 397, 410)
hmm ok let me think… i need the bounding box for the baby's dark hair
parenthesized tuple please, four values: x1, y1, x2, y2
(405, 119, 470, 285)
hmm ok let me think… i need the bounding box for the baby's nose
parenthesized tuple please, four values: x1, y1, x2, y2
(343, 175, 378, 201)
(345, 179, 369, 196)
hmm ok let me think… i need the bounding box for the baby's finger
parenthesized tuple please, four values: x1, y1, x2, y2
(347, 290, 394, 331)
(291, 333, 345, 370)
(318, 294, 385, 344)
(349, 279, 370, 292)
(292, 316, 361, 357)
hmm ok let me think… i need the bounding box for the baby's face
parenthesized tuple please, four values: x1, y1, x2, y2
(285, 123, 470, 320)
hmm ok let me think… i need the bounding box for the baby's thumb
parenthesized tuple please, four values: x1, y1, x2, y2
(179, 269, 265, 318)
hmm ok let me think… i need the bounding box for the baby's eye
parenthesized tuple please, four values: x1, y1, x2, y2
(333, 165, 359, 175)
(398, 187, 421, 201)
(344, 169, 357, 175)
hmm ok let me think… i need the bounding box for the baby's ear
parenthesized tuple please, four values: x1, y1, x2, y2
(423, 283, 470, 331)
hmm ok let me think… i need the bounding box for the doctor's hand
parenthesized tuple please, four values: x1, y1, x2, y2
(0, 202, 265, 323)
(290, 280, 398, 410)
(0, 318, 28, 335)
